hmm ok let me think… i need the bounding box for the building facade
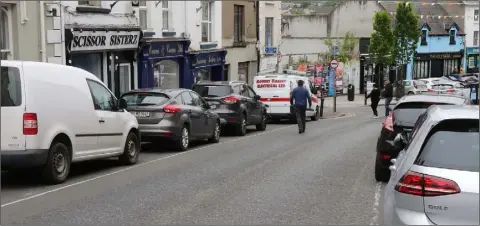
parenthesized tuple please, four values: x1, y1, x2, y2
(464, 1, 479, 72)
(222, 1, 258, 84)
(258, 1, 282, 73)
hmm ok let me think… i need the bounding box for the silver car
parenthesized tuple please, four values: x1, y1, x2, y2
(383, 105, 479, 225)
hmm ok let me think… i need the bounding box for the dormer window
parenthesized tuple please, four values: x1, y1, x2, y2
(449, 30, 456, 45)
(421, 30, 427, 46)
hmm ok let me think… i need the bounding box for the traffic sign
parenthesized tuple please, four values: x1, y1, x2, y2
(330, 59, 339, 69)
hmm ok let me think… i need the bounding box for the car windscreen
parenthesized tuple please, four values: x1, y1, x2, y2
(121, 92, 170, 106)
(415, 119, 479, 172)
(1, 66, 22, 107)
(393, 102, 451, 125)
(193, 85, 232, 97)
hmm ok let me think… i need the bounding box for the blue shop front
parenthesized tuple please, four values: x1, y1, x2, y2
(138, 38, 191, 88)
(187, 50, 227, 88)
(465, 47, 480, 73)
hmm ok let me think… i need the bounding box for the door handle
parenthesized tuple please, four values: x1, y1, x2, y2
(99, 119, 105, 123)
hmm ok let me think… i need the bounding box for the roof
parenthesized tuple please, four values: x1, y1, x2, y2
(194, 81, 246, 86)
(396, 93, 469, 106)
(428, 105, 480, 121)
(378, 1, 465, 35)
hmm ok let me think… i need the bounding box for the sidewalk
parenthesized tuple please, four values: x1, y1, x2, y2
(321, 94, 397, 108)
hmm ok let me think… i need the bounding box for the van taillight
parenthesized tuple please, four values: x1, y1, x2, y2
(395, 171, 461, 197)
(23, 113, 38, 135)
(382, 112, 394, 132)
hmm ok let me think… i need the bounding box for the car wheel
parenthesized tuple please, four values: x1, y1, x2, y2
(174, 125, 189, 151)
(42, 142, 71, 184)
(256, 113, 267, 131)
(208, 121, 221, 143)
(407, 91, 415, 95)
(119, 132, 140, 165)
(236, 115, 247, 136)
(311, 106, 320, 121)
(374, 154, 391, 182)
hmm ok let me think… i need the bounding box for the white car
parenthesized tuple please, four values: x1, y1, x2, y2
(1, 61, 140, 184)
(418, 78, 451, 90)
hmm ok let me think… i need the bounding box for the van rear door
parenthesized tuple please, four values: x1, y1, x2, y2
(253, 76, 291, 115)
(1, 64, 26, 151)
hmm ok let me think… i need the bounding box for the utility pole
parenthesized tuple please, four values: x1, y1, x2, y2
(255, 1, 261, 73)
(333, 45, 338, 113)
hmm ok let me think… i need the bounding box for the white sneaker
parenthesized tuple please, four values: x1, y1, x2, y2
(373, 116, 378, 119)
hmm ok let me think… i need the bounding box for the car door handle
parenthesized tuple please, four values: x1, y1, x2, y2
(99, 119, 105, 123)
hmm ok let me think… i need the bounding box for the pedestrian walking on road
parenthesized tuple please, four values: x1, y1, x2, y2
(366, 84, 380, 118)
(383, 80, 394, 116)
(290, 80, 312, 134)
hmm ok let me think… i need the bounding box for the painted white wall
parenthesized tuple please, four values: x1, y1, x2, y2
(259, 1, 282, 73)
(60, 1, 138, 26)
(464, 3, 479, 47)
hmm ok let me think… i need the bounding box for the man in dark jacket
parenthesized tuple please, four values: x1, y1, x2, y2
(383, 81, 394, 116)
(366, 84, 380, 118)
(290, 80, 312, 134)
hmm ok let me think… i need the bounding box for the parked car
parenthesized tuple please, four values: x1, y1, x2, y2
(404, 80, 428, 95)
(375, 93, 470, 182)
(383, 105, 479, 225)
(120, 88, 222, 151)
(1, 61, 140, 184)
(427, 83, 468, 96)
(192, 81, 267, 136)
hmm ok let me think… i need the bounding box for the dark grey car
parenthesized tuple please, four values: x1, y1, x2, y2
(120, 88, 222, 151)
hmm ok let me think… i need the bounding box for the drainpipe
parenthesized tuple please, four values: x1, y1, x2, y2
(39, 1, 47, 62)
(255, 1, 260, 73)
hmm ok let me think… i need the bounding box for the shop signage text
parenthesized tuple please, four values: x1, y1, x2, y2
(414, 52, 462, 60)
(70, 30, 140, 52)
(145, 42, 186, 58)
(466, 47, 480, 55)
(192, 52, 225, 67)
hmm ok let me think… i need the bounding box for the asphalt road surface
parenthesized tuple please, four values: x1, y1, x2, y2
(1, 105, 387, 225)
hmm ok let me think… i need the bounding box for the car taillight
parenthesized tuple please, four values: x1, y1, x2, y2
(447, 89, 455, 93)
(382, 112, 394, 132)
(428, 89, 436, 92)
(221, 96, 239, 104)
(395, 171, 460, 197)
(23, 113, 38, 135)
(163, 104, 181, 114)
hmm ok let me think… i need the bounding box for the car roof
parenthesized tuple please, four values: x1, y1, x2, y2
(194, 81, 245, 86)
(124, 88, 188, 96)
(396, 93, 468, 105)
(427, 105, 479, 122)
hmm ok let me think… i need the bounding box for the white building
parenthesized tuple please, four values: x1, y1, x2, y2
(259, 1, 282, 73)
(463, 1, 479, 72)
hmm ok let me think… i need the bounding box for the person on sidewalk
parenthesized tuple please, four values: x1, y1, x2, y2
(366, 84, 381, 118)
(383, 80, 394, 116)
(290, 80, 312, 134)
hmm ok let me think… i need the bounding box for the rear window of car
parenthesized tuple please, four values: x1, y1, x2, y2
(394, 102, 451, 125)
(415, 119, 479, 172)
(432, 84, 454, 90)
(1, 66, 22, 107)
(121, 92, 170, 106)
(404, 81, 412, 86)
(193, 85, 232, 97)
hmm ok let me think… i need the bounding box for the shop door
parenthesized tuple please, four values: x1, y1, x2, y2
(114, 63, 131, 97)
(430, 60, 443, 78)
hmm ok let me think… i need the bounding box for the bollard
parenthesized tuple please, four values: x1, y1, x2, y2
(333, 95, 336, 113)
(320, 98, 325, 117)
(364, 90, 367, 106)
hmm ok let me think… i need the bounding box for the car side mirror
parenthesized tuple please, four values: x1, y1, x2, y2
(119, 99, 128, 109)
(254, 95, 261, 101)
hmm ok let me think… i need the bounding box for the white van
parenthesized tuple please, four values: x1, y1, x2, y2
(1, 61, 140, 184)
(253, 74, 320, 121)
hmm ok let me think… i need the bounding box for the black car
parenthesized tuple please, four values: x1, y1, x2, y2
(375, 93, 470, 182)
(120, 88, 222, 152)
(192, 81, 267, 136)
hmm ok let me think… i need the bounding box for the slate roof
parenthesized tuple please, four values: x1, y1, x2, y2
(378, 1, 465, 36)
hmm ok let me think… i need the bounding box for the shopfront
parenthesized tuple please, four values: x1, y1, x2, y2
(412, 51, 463, 79)
(465, 47, 479, 73)
(138, 38, 190, 89)
(187, 50, 227, 87)
(65, 27, 141, 97)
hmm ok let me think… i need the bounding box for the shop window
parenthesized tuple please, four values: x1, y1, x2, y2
(118, 63, 131, 96)
(71, 53, 103, 80)
(201, 1, 212, 43)
(196, 68, 212, 82)
(413, 60, 430, 79)
(78, 1, 101, 7)
(420, 30, 427, 46)
(449, 30, 456, 45)
(474, 31, 479, 46)
(238, 62, 249, 82)
(139, 0, 148, 30)
(234, 5, 245, 43)
(475, 9, 479, 21)
(443, 59, 458, 76)
(162, 1, 170, 31)
(223, 64, 230, 81)
(154, 60, 179, 89)
(265, 17, 274, 47)
(1, 5, 12, 60)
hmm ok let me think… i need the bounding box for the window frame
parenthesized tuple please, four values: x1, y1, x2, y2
(1, 4, 13, 60)
(86, 79, 117, 111)
(420, 30, 427, 46)
(449, 30, 456, 45)
(233, 4, 245, 43)
(265, 17, 274, 47)
(201, 1, 212, 43)
(474, 9, 479, 22)
(474, 31, 479, 46)
(138, 0, 148, 30)
(161, 1, 170, 31)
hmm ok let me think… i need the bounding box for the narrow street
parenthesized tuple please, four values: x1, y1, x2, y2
(2, 105, 386, 225)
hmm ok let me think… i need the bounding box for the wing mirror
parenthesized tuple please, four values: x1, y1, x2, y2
(118, 99, 128, 109)
(393, 133, 406, 150)
(254, 95, 261, 101)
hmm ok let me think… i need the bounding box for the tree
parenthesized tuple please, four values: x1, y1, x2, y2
(323, 32, 357, 65)
(393, 0, 421, 87)
(369, 10, 394, 66)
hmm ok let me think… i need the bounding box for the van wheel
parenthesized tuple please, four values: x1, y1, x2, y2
(119, 132, 140, 165)
(311, 106, 320, 121)
(42, 142, 71, 184)
(208, 121, 221, 143)
(174, 126, 189, 151)
(255, 113, 267, 131)
(235, 115, 247, 136)
(374, 156, 390, 182)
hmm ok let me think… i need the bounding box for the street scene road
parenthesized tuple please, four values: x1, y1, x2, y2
(2, 104, 386, 225)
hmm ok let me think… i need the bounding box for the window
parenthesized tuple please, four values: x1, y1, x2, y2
(239, 85, 249, 97)
(201, 1, 212, 43)
(234, 5, 245, 43)
(172, 94, 183, 105)
(1, 66, 22, 107)
(246, 86, 256, 98)
(1, 5, 12, 60)
(196, 68, 211, 82)
(413, 60, 430, 79)
(78, 1, 101, 7)
(443, 59, 458, 76)
(153, 60, 179, 89)
(181, 91, 195, 106)
(71, 53, 102, 80)
(121, 92, 170, 106)
(139, 0, 147, 30)
(189, 91, 206, 107)
(449, 30, 456, 44)
(223, 64, 229, 81)
(238, 62, 249, 82)
(420, 30, 427, 46)
(232, 85, 241, 94)
(87, 80, 116, 111)
(193, 85, 232, 98)
(265, 17, 274, 47)
(474, 31, 479, 46)
(162, 1, 170, 30)
(475, 9, 479, 21)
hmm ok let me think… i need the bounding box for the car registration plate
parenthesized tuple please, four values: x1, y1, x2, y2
(132, 111, 150, 117)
